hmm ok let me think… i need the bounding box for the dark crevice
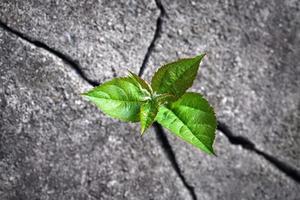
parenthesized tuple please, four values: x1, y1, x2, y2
(153, 123, 197, 200)
(138, 0, 166, 77)
(217, 121, 300, 184)
(0, 20, 99, 87)
(138, 1, 197, 199)
(0, 6, 198, 198)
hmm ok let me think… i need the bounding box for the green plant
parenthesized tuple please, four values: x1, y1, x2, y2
(82, 54, 216, 154)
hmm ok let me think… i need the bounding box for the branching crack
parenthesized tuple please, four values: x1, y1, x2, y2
(138, 1, 197, 199)
(153, 123, 197, 200)
(0, 20, 99, 87)
(138, 0, 166, 77)
(217, 121, 300, 183)
(2, 2, 297, 198)
(1, 4, 197, 199)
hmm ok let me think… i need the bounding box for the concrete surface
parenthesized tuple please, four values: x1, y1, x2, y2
(0, 0, 159, 83)
(0, 0, 299, 199)
(143, 0, 300, 170)
(0, 27, 189, 200)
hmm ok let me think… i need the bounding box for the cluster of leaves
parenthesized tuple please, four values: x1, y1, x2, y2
(82, 54, 217, 154)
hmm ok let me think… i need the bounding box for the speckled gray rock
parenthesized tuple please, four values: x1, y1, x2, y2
(166, 130, 300, 200)
(1, 0, 300, 199)
(143, 0, 300, 170)
(0, 0, 159, 82)
(0, 28, 191, 200)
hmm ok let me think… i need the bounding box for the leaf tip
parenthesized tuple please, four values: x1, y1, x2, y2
(211, 149, 217, 156)
(80, 92, 89, 97)
(80, 91, 94, 101)
(203, 146, 216, 155)
(127, 70, 135, 76)
(140, 127, 146, 135)
(196, 53, 206, 61)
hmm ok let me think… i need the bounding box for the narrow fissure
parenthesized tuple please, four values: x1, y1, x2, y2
(138, 0, 198, 199)
(153, 123, 198, 200)
(0, 20, 99, 87)
(217, 121, 300, 183)
(0, 4, 198, 199)
(2, 2, 297, 198)
(138, 0, 166, 77)
(138, 0, 197, 200)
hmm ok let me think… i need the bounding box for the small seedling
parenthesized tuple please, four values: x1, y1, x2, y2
(82, 54, 216, 154)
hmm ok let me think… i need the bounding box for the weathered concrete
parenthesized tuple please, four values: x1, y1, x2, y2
(0, 28, 190, 200)
(143, 0, 300, 170)
(164, 130, 300, 200)
(0, 0, 159, 83)
(0, 0, 299, 199)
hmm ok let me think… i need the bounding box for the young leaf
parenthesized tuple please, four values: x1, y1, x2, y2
(82, 53, 217, 155)
(151, 54, 205, 98)
(128, 70, 153, 95)
(82, 77, 149, 122)
(140, 100, 159, 134)
(155, 92, 216, 154)
(154, 93, 177, 105)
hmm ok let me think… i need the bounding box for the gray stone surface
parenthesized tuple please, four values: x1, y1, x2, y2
(166, 130, 300, 200)
(0, 28, 190, 200)
(143, 0, 300, 170)
(1, 0, 299, 199)
(0, 0, 159, 82)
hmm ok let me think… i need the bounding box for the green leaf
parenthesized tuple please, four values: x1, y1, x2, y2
(140, 100, 159, 134)
(155, 92, 216, 154)
(128, 70, 153, 95)
(154, 93, 177, 105)
(82, 77, 149, 122)
(151, 54, 205, 98)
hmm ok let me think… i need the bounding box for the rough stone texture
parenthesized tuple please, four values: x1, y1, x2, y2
(143, 0, 300, 170)
(0, 0, 159, 82)
(1, 0, 300, 199)
(0, 28, 190, 200)
(166, 130, 300, 200)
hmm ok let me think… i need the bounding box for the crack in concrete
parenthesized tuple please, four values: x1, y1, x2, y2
(217, 121, 300, 184)
(0, 20, 99, 87)
(0, 6, 197, 199)
(137, 0, 300, 194)
(138, 1, 198, 199)
(153, 123, 198, 200)
(1, 2, 298, 198)
(138, 0, 166, 77)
